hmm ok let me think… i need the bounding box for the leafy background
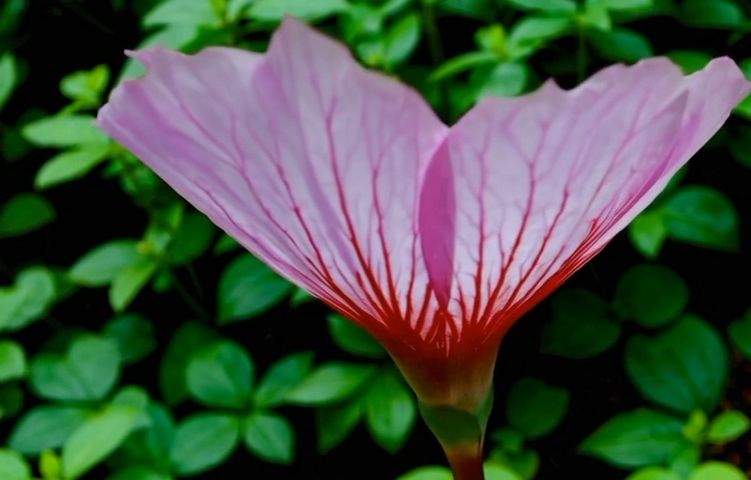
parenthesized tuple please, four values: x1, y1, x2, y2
(1, 0, 751, 479)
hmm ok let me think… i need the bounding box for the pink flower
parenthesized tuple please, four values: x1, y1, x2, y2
(98, 17, 750, 478)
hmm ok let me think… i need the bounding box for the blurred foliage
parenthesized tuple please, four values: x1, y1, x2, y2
(1, 0, 751, 478)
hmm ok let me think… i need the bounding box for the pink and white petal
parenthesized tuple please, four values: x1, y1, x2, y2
(98, 18, 448, 339)
(419, 57, 750, 346)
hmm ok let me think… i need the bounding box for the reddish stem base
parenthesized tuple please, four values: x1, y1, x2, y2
(445, 443, 485, 480)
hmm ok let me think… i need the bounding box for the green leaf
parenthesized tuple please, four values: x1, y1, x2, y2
(62, 404, 142, 479)
(484, 463, 523, 480)
(160, 322, 217, 405)
(506, 377, 569, 439)
(728, 311, 751, 359)
(186, 340, 254, 409)
(0, 449, 30, 480)
(169, 212, 215, 264)
(706, 410, 750, 444)
(35, 143, 110, 189)
(506, 0, 576, 13)
(316, 399, 363, 452)
(218, 254, 293, 324)
(248, 0, 348, 21)
(60, 65, 109, 105)
(476, 63, 530, 98)
(627, 467, 681, 480)
(143, 0, 220, 27)
(0, 194, 56, 238)
(108, 466, 171, 480)
(30, 335, 121, 402)
(667, 50, 711, 74)
(114, 402, 175, 469)
(364, 369, 416, 452)
(9, 406, 89, 455)
(629, 210, 668, 259)
(542, 289, 620, 359)
(681, 0, 745, 29)
(662, 185, 739, 251)
(590, 28, 653, 63)
(624, 316, 729, 414)
(254, 351, 314, 408)
(0, 384, 23, 420)
(69, 240, 141, 287)
(22, 114, 108, 147)
(103, 313, 156, 364)
(580, 409, 689, 468)
(383, 13, 421, 67)
(508, 16, 572, 58)
(613, 264, 688, 328)
(600, 0, 653, 10)
(397, 466, 453, 480)
(0, 341, 25, 382)
(243, 412, 294, 464)
(109, 257, 158, 311)
(0, 267, 56, 332)
(284, 362, 376, 405)
(169, 413, 240, 475)
(327, 314, 386, 358)
(429, 51, 499, 82)
(0, 53, 18, 111)
(689, 462, 747, 480)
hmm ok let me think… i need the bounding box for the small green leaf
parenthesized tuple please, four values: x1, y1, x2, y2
(383, 13, 421, 67)
(254, 351, 314, 408)
(69, 240, 141, 287)
(249, 0, 347, 21)
(218, 254, 293, 324)
(39, 450, 61, 480)
(169, 413, 240, 475)
(62, 404, 142, 479)
(30, 335, 121, 402)
(728, 311, 751, 359)
(629, 210, 668, 259)
(0, 448, 31, 480)
(109, 257, 158, 311)
(160, 322, 217, 405)
(60, 65, 109, 105)
(397, 466, 453, 480)
(0, 267, 56, 332)
(542, 289, 620, 359)
(284, 362, 376, 406)
(143, 0, 220, 27)
(0, 341, 25, 382)
(476, 63, 530, 98)
(506, 377, 569, 439)
(364, 369, 416, 452)
(689, 462, 747, 480)
(627, 467, 681, 480)
(0, 53, 18, 111)
(103, 313, 156, 364)
(0, 384, 23, 420)
(580, 409, 689, 468)
(108, 466, 171, 480)
(169, 212, 215, 264)
(662, 186, 739, 251)
(508, 16, 572, 58)
(22, 114, 108, 147)
(186, 340, 254, 409)
(667, 51, 711, 74)
(484, 463, 523, 480)
(590, 28, 653, 63)
(681, 0, 745, 29)
(430, 51, 499, 82)
(328, 314, 386, 359)
(9, 406, 89, 455)
(706, 410, 750, 444)
(0, 194, 55, 238)
(316, 399, 363, 452)
(625, 316, 729, 414)
(600, 0, 653, 11)
(35, 143, 110, 189)
(243, 412, 294, 464)
(613, 264, 688, 328)
(506, 0, 576, 13)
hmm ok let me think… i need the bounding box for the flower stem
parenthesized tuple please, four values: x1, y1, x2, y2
(445, 443, 485, 480)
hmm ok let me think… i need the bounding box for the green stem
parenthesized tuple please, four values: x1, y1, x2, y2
(422, 1, 444, 63)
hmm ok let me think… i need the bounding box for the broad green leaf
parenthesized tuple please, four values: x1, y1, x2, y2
(397, 466, 453, 480)
(590, 28, 652, 62)
(663, 186, 739, 251)
(169, 212, 215, 264)
(186, 341, 254, 409)
(169, 413, 240, 475)
(383, 13, 421, 67)
(254, 351, 314, 408)
(284, 362, 376, 405)
(689, 462, 746, 480)
(143, 0, 220, 27)
(506, 377, 569, 439)
(0, 53, 17, 111)
(218, 254, 293, 323)
(484, 463, 523, 480)
(506, 0, 576, 13)
(706, 410, 750, 444)
(22, 114, 108, 147)
(243, 412, 294, 464)
(580, 409, 689, 467)
(0, 449, 30, 480)
(62, 404, 141, 479)
(0, 341, 25, 382)
(508, 16, 572, 58)
(109, 257, 158, 311)
(629, 210, 668, 258)
(728, 311, 751, 359)
(0, 194, 55, 238)
(364, 369, 416, 452)
(108, 466, 170, 480)
(9, 406, 89, 454)
(327, 314, 385, 358)
(114, 402, 175, 469)
(542, 289, 620, 359)
(316, 399, 363, 452)
(160, 322, 217, 405)
(69, 240, 140, 287)
(0, 267, 56, 332)
(30, 335, 121, 402)
(103, 313, 156, 364)
(681, 0, 745, 29)
(625, 316, 729, 414)
(35, 143, 110, 189)
(627, 467, 681, 480)
(60, 65, 109, 106)
(667, 50, 711, 74)
(249, 0, 348, 21)
(613, 264, 688, 328)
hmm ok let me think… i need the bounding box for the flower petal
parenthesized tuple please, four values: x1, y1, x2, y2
(98, 18, 448, 339)
(419, 57, 750, 344)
